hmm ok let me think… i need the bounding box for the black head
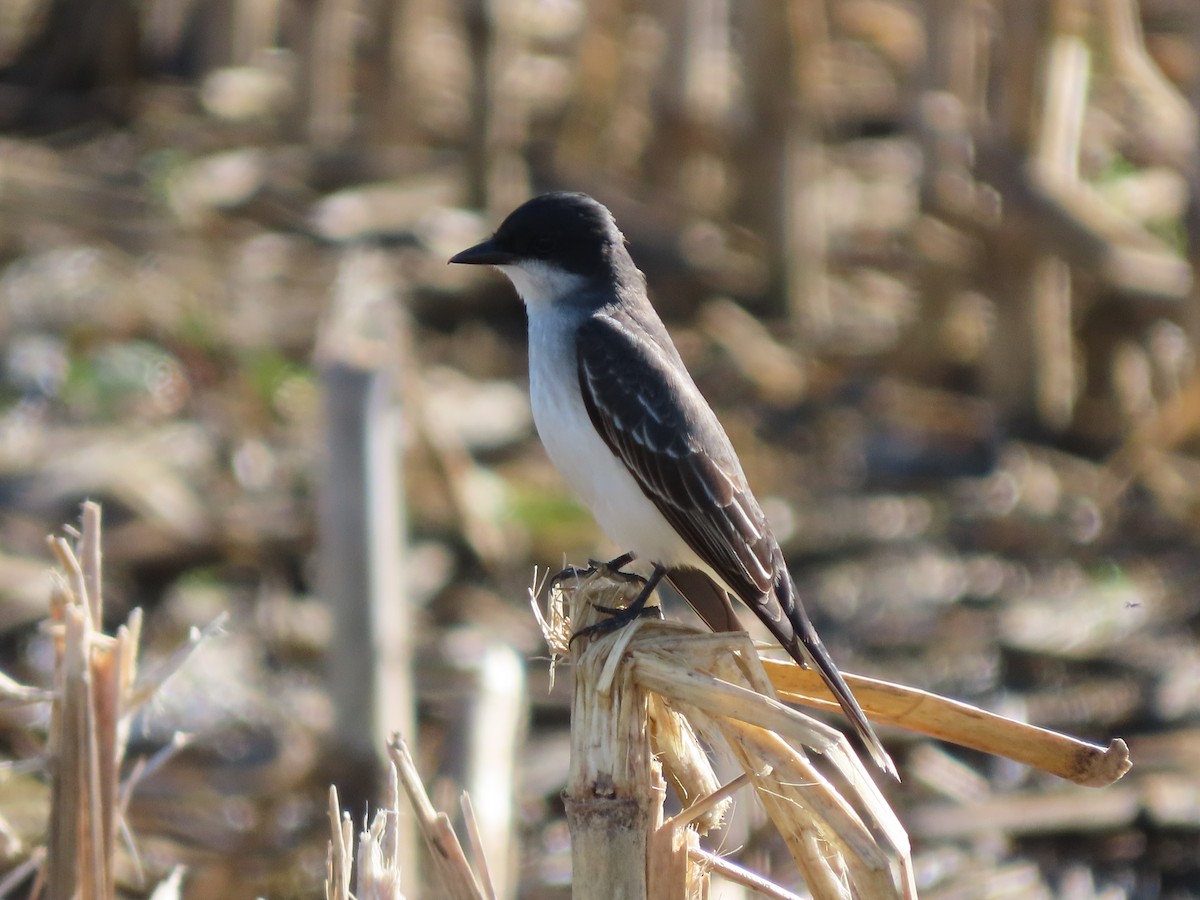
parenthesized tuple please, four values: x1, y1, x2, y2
(449, 192, 627, 279)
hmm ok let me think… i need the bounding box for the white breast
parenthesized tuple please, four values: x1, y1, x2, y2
(525, 308, 696, 567)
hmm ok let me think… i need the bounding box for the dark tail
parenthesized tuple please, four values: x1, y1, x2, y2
(758, 571, 897, 780)
(664, 568, 745, 634)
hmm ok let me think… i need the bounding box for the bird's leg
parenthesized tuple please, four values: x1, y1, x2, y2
(591, 551, 644, 587)
(548, 551, 642, 592)
(547, 563, 592, 589)
(570, 563, 667, 646)
(599, 551, 637, 573)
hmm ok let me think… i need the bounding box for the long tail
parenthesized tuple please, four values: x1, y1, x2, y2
(666, 562, 897, 779)
(756, 570, 897, 780)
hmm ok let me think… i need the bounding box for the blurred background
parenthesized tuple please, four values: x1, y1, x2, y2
(1, 0, 1199, 896)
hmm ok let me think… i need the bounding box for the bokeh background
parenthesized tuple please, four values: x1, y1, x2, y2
(1, 0, 1200, 896)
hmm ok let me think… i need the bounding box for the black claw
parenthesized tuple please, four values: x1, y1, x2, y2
(569, 602, 664, 646)
(549, 552, 641, 593)
(591, 552, 645, 586)
(589, 600, 660, 617)
(548, 563, 595, 590)
(602, 551, 637, 570)
(567, 563, 667, 648)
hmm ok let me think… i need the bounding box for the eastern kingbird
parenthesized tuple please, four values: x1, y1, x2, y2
(450, 192, 894, 777)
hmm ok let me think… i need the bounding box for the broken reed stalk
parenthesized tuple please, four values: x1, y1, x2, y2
(534, 570, 916, 900)
(537, 563, 1134, 898)
(20, 502, 222, 899)
(762, 663, 1131, 788)
(562, 620, 659, 900)
(327, 733, 508, 900)
(325, 760, 407, 900)
(43, 502, 129, 900)
(389, 734, 489, 900)
(537, 573, 709, 899)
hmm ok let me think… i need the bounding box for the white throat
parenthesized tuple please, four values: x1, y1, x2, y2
(496, 261, 587, 311)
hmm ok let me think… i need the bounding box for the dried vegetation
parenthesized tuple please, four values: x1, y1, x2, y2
(0, 0, 1199, 897)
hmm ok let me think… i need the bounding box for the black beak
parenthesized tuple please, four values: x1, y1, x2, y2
(448, 238, 515, 266)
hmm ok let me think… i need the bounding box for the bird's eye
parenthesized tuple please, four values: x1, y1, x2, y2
(531, 236, 554, 256)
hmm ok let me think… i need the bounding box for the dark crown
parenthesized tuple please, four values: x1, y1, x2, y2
(490, 192, 624, 277)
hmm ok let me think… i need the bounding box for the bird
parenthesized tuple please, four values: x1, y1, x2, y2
(450, 191, 895, 778)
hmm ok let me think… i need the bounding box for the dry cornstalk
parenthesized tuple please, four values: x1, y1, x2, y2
(325, 767, 406, 900)
(387, 735, 491, 900)
(41, 502, 131, 900)
(763, 663, 1130, 788)
(19, 502, 221, 899)
(535, 569, 915, 900)
(538, 562, 1133, 898)
(327, 734, 507, 900)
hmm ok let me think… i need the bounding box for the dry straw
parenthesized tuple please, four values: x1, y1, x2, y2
(2, 502, 220, 900)
(534, 567, 916, 899)
(326, 735, 496, 900)
(533, 565, 1131, 899)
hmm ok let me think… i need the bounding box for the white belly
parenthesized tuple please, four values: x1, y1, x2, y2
(527, 316, 695, 567)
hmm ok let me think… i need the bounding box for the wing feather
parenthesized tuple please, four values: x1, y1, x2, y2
(576, 312, 777, 599)
(575, 310, 897, 776)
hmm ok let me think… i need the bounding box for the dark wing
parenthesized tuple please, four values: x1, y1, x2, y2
(575, 312, 778, 602)
(578, 312, 897, 777)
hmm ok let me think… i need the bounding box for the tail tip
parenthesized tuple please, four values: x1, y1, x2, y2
(864, 738, 899, 781)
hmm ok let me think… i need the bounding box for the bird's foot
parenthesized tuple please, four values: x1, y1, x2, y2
(568, 564, 666, 648)
(547, 563, 593, 591)
(569, 602, 663, 645)
(548, 552, 642, 592)
(588, 596, 654, 615)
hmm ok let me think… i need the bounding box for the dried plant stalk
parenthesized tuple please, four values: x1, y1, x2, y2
(326, 765, 406, 900)
(538, 562, 1133, 898)
(27, 502, 222, 899)
(647, 820, 705, 900)
(539, 568, 913, 899)
(564, 640, 657, 900)
(326, 786, 356, 900)
(327, 735, 505, 900)
(763, 662, 1131, 787)
(387, 735, 489, 900)
(541, 571, 692, 899)
(44, 503, 125, 900)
